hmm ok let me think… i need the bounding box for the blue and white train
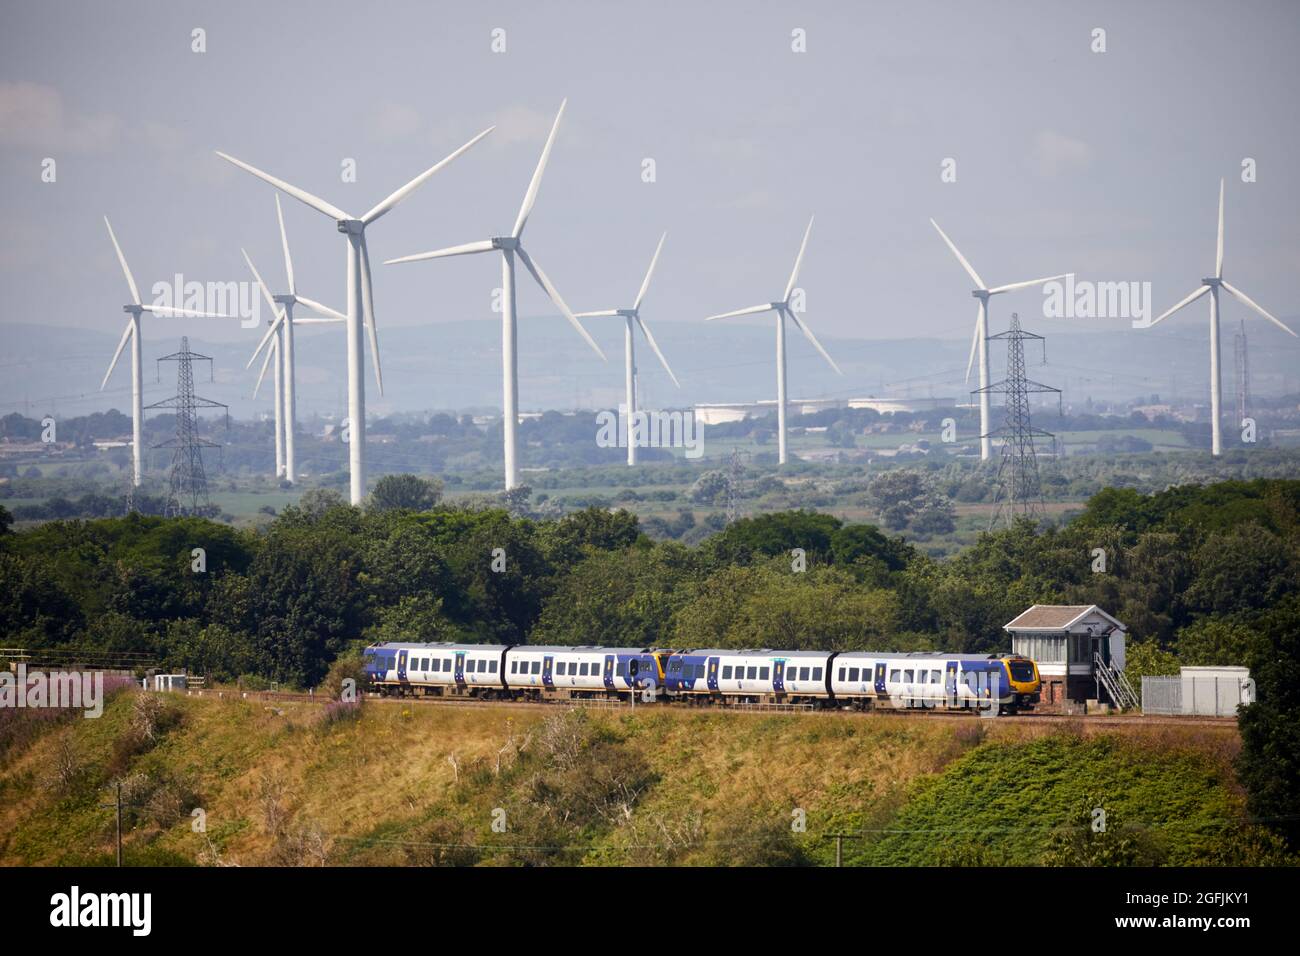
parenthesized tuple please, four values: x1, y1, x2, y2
(362, 643, 1042, 714)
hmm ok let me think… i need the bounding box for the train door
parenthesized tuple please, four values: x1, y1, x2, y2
(542, 655, 554, 689)
(707, 657, 720, 692)
(603, 655, 615, 690)
(397, 650, 408, 685)
(874, 662, 887, 696)
(774, 659, 786, 694)
(945, 661, 958, 706)
(454, 651, 466, 686)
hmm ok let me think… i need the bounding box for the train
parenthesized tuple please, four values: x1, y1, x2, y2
(362, 643, 1042, 715)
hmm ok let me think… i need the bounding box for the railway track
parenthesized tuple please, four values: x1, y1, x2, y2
(177, 686, 1237, 727)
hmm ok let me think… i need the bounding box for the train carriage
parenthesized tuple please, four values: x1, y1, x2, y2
(363, 642, 509, 698)
(503, 645, 666, 701)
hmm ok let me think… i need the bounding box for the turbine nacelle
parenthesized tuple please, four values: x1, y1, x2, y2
(336, 219, 365, 236)
(1201, 277, 1223, 287)
(492, 236, 520, 251)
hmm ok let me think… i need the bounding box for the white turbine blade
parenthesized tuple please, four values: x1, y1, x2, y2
(516, 244, 607, 361)
(633, 232, 667, 312)
(929, 218, 985, 289)
(787, 309, 842, 375)
(101, 321, 133, 390)
(242, 248, 286, 322)
(361, 125, 495, 225)
(103, 216, 141, 305)
(705, 303, 773, 321)
(359, 238, 384, 393)
(512, 99, 566, 239)
(291, 316, 346, 325)
(214, 151, 350, 221)
(1222, 281, 1297, 336)
(965, 305, 981, 383)
(143, 305, 237, 319)
(248, 315, 284, 368)
(783, 216, 814, 301)
(1149, 284, 1209, 327)
(292, 294, 347, 321)
(384, 239, 495, 265)
(275, 194, 296, 295)
(573, 309, 620, 318)
(987, 273, 1072, 295)
(635, 314, 680, 388)
(253, 334, 277, 398)
(1215, 178, 1225, 279)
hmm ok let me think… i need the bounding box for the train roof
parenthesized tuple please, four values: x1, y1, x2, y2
(365, 642, 508, 652)
(507, 645, 652, 654)
(672, 649, 832, 658)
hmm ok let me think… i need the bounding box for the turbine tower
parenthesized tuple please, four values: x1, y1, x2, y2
(705, 216, 841, 465)
(575, 233, 680, 465)
(215, 125, 494, 503)
(244, 200, 345, 486)
(385, 100, 606, 490)
(1149, 179, 1296, 455)
(99, 217, 235, 487)
(929, 219, 1069, 461)
(240, 196, 346, 483)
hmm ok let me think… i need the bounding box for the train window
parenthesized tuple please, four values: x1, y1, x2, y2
(616, 662, 626, 677)
(812, 667, 822, 681)
(421, 658, 430, 671)
(889, 670, 901, 683)
(743, 666, 754, 680)
(848, 668, 860, 682)
(510, 661, 518, 674)
(759, 667, 770, 680)
(931, 670, 941, 683)
(903, 669, 914, 682)
(837, 668, 845, 681)
(531, 661, 541, 675)
(798, 667, 809, 681)
(721, 666, 732, 679)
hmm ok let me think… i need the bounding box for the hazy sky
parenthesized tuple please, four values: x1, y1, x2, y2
(2, 0, 1299, 405)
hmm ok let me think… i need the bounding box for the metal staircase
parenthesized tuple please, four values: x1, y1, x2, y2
(1094, 652, 1139, 710)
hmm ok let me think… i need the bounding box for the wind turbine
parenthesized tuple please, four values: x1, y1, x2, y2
(575, 232, 679, 465)
(385, 100, 606, 490)
(215, 125, 494, 503)
(99, 217, 235, 487)
(241, 196, 346, 483)
(929, 219, 1070, 461)
(1148, 179, 1296, 456)
(705, 216, 840, 466)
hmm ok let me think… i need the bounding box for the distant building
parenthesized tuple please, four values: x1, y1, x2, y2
(1004, 604, 1128, 711)
(694, 395, 952, 426)
(847, 397, 955, 414)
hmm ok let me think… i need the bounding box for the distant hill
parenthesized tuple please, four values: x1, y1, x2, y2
(3, 315, 1298, 423)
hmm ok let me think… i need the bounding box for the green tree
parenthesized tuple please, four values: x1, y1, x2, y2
(367, 473, 444, 512)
